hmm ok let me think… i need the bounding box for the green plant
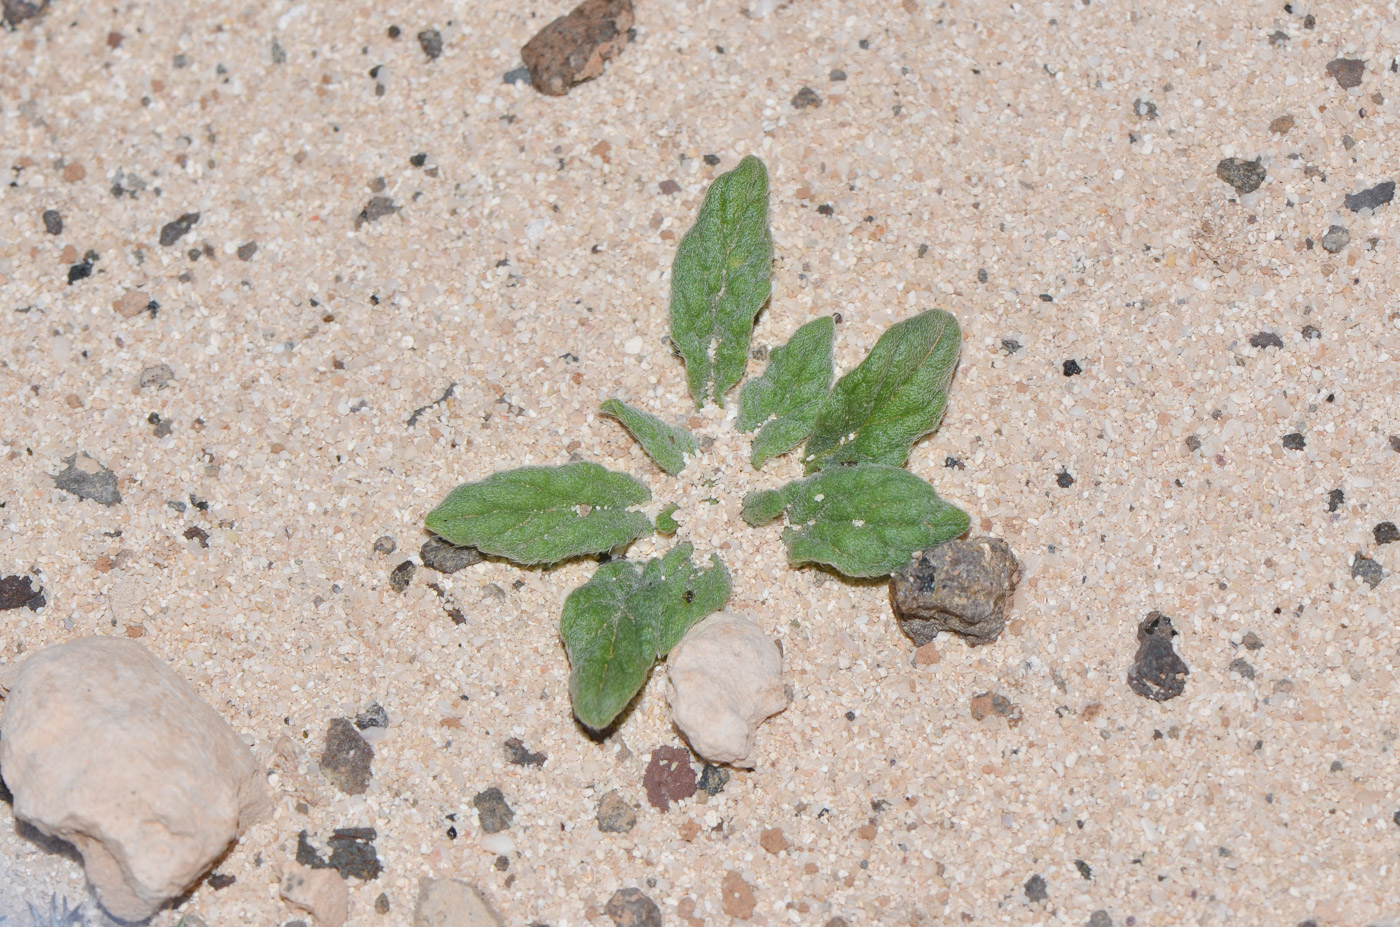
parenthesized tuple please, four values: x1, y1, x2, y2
(426, 155, 969, 732)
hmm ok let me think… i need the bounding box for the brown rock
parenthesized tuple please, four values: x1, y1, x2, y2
(720, 870, 757, 920)
(114, 289, 151, 318)
(604, 888, 662, 927)
(912, 642, 940, 666)
(890, 537, 1021, 646)
(0, 637, 271, 920)
(281, 862, 348, 927)
(758, 827, 789, 854)
(857, 823, 877, 840)
(678, 818, 701, 841)
(1269, 114, 1295, 134)
(1326, 57, 1365, 89)
(520, 0, 634, 96)
(2, 0, 49, 25)
(969, 691, 1020, 724)
(61, 161, 86, 182)
(642, 744, 695, 811)
(596, 789, 637, 833)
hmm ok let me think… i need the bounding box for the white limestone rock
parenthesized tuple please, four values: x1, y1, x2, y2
(0, 636, 272, 920)
(666, 610, 790, 768)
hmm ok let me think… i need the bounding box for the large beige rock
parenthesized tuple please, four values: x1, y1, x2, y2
(0, 636, 272, 920)
(666, 611, 790, 768)
(281, 861, 349, 927)
(415, 878, 505, 927)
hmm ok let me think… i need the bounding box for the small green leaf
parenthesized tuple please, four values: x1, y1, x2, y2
(740, 487, 787, 526)
(670, 155, 774, 408)
(761, 464, 969, 577)
(600, 399, 697, 476)
(803, 309, 961, 473)
(739, 315, 835, 468)
(561, 543, 731, 730)
(424, 462, 652, 565)
(655, 503, 681, 534)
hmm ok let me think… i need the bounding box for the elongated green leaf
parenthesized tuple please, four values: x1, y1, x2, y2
(561, 543, 731, 731)
(803, 309, 961, 473)
(755, 464, 969, 577)
(670, 155, 773, 408)
(739, 315, 835, 469)
(601, 399, 697, 476)
(424, 462, 652, 565)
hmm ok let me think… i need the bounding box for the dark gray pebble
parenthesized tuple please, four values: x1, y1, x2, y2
(2, 0, 48, 25)
(388, 559, 415, 593)
(0, 575, 46, 612)
(418, 28, 442, 59)
(1025, 874, 1048, 902)
(1249, 332, 1284, 349)
(472, 787, 514, 833)
(1343, 180, 1394, 213)
(697, 763, 730, 795)
(1320, 225, 1350, 253)
(355, 196, 400, 230)
(297, 827, 382, 880)
(1229, 658, 1256, 680)
(42, 209, 62, 235)
(504, 737, 546, 767)
(791, 86, 822, 109)
(355, 702, 390, 729)
(1374, 521, 1399, 544)
(320, 718, 374, 794)
(53, 453, 121, 505)
(158, 212, 200, 247)
(1326, 57, 1365, 89)
(1127, 612, 1189, 701)
(503, 65, 531, 84)
(1282, 432, 1306, 450)
(236, 241, 258, 261)
(421, 536, 484, 573)
(1216, 158, 1265, 195)
(1352, 553, 1385, 588)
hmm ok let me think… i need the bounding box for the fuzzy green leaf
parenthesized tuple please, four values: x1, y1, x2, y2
(600, 399, 697, 476)
(670, 155, 773, 408)
(561, 543, 731, 731)
(740, 488, 787, 526)
(739, 315, 835, 468)
(655, 503, 681, 534)
(424, 462, 652, 565)
(803, 309, 961, 473)
(761, 464, 969, 577)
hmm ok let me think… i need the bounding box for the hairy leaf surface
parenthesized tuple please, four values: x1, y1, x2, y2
(670, 155, 773, 408)
(601, 399, 697, 476)
(751, 464, 969, 577)
(561, 544, 731, 730)
(739, 315, 835, 468)
(425, 462, 651, 565)
(804, 309, 961, 472)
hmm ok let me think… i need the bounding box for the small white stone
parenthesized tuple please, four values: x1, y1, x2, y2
(623, 336, 643, 355)
(666, 610, 790, 768)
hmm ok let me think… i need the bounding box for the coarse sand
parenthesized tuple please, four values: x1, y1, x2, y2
(2, 0, 1399, 925)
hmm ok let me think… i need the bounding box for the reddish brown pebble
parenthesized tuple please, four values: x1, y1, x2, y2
(758, 827, 789, 854)
(658, 179, 681, 195)
(678, 818, 701, 842)
(857, 823, 877, 840)
(520, 0, 634, 96)
(107, 31, 123, 48)
(913, 642, 940, 666)
(720, 870, 757, 920)
(62, 162, 86, 182)
(642, 744, 695, 811)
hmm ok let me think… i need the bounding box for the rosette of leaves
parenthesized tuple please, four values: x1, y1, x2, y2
(425, 154, 969, 733)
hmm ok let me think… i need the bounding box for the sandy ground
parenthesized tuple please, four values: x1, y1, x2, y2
(2, 0, 1399, 925)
